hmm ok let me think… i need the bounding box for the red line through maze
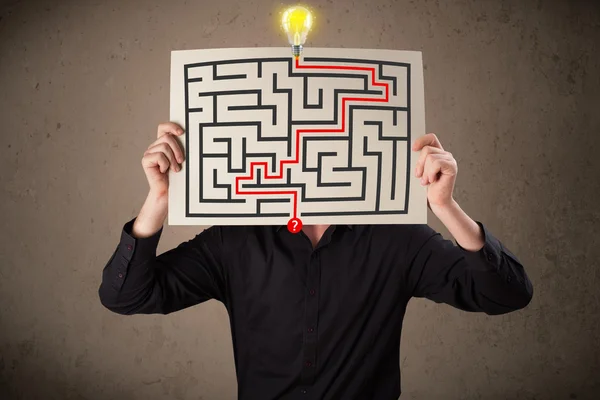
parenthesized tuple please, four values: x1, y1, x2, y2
(234, 57, 391, 228)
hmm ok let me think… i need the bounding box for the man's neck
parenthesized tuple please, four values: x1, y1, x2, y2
(302, 224, 330, 248)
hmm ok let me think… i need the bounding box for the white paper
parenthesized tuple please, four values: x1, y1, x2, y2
(169, 47, 427, 226)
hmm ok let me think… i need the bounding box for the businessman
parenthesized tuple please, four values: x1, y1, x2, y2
(99, 122, 533, 400)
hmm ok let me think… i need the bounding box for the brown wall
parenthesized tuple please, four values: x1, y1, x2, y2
(1, 0, 599, 399)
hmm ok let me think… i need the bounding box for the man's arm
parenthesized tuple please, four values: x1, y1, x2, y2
(430, 199, 485, 252)
(407, 133, 533, 314)
(405, 203, 533, 315)
(98, 193, 227, 315)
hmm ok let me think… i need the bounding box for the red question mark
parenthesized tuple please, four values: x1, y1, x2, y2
(287, 218, 302, 233)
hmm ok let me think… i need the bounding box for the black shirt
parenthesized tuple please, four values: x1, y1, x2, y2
(98, 219, 533, 400)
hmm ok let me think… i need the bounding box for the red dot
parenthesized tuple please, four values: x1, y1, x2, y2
(287, 218, 302, 234)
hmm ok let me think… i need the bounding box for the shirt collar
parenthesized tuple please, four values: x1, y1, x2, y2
(275, 225, 353, 232)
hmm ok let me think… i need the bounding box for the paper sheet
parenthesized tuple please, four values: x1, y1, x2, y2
(169, 47, 427, 226)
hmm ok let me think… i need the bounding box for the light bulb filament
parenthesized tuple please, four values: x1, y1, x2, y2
(281, 5, 313, 58)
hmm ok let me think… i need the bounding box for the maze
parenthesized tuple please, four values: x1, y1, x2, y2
(177, 52, 420, 227)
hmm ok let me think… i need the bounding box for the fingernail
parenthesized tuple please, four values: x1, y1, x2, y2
(177, 129, 183, 134)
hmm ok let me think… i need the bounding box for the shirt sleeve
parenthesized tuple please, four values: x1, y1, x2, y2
(405, 221, 533, 315)
(98, 218, 227, 315)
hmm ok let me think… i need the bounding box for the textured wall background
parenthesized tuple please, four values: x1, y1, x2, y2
(1, 0, 599, 399)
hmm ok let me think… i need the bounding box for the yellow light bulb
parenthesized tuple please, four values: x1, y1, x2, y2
(281, 5, 313, 58)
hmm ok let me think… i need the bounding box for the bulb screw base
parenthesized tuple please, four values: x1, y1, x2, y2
(291, 45, 303, 58)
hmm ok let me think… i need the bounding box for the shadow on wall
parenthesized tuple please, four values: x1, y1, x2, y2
(0, 343, 135, 400)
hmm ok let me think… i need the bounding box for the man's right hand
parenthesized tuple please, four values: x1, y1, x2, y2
(132, 122, 185, 238)
(141, 122, 186, 198)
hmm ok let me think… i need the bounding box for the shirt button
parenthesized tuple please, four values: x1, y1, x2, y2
(305, 361, 312, 367)
(300, 389, 307, 394)
(507, 275, 512, 283)
(126, 244, 133, 251)
(307, 327, 314, 333)
(118, 273, 123, 278)
(309, 289, 316, 296)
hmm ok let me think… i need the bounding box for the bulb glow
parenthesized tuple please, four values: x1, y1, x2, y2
(281, 5, 313, 58)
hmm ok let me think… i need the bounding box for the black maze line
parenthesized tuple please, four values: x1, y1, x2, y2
(241, 181, 365, 203)
(198, 87, 388, 159)
(184, 56, 410, 72)
(237, 167, 362, 203)
(212, 63, 246, 80)
(192, 58, 407, 158)
(187, 208, 410, 217)
(240, 162, 367, 203)
(199, 121, 289, 143)
(184, 65, 190, 217)
(363, 136, 383, 212)
(301, 136, 365, 190)
(187, 212, 292, 217)
(204, 141, 279, 174)
(211, 169, 245, 202)
(363, 120, 410, 201)
(184, 57, 411, 218)
(301, 210, 408, 216)
(213, 57, 403, 107)
(308, 151, 353, 188)
(196, 117, 406, 206)
(201, 137, 280, 202)
(317, 152, 353, 187)
(303, 76, 323, 109)
(207, 135, 397, 205)
(195, 114, 408, 210)
(257, 197, 291, 217)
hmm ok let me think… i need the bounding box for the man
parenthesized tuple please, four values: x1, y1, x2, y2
(99, 122, 533, 400)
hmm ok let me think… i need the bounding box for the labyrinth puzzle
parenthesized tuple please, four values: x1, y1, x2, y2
(169, 48, 426, 226)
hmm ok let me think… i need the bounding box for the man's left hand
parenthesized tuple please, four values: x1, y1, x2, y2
(412, 133, 458, 209)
